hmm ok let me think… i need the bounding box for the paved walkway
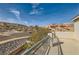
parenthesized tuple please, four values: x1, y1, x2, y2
(49, 39, 58, 55)
(48, 46, 58, 55)
(60, 38, 79, 55)
(48, 38, 79, 55)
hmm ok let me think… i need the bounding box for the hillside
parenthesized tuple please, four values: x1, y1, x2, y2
(0, 22, 28, 32)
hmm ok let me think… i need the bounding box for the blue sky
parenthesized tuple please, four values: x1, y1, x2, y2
(0, 3, 79, 26)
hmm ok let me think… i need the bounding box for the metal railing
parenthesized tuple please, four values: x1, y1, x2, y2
(53, 32, 63, 55)
(18, 32, 63, 55)
(21, 35, 50, 55)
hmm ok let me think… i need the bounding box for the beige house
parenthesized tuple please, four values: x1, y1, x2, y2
(72, 16, 79, 40)
(48, 16, 79, 40)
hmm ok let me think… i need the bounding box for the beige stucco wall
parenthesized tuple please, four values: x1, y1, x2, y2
(48, 20, 79, 40)
(74, 21, 79, 40)
(56, 21, 79, 40)
(56, 32, 74, 39)
(48, 32, 74, 39)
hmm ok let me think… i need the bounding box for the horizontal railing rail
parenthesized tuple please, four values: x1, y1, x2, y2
(11, 33, 63, 55)
(21, 35, 50, 55)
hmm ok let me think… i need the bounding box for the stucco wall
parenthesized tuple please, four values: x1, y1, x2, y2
(48, 21, 79, 40)
(56, 32, 74, 39)
(48, 32, 74, 39)
(74, 22, 79, 40)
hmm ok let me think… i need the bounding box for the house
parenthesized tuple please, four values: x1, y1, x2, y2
(48, 24, 73, 32)
(72, 16, 79, 40)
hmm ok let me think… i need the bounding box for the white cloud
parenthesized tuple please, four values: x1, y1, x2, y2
(29, 9, 43, 15)
(29, 9, 39, 15)
(10, 9, 20, 16)
(0, 9, 29, 26)
(9, 9, 28, 25)
(10, 9, 20, 20)
(30, 3, 44, 15)
(32, 3, 40, 8)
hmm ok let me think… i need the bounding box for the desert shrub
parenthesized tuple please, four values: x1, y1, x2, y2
(29, 26, 49, 44)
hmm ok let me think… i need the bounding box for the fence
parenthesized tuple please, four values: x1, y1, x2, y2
(21, 35, 50, 55)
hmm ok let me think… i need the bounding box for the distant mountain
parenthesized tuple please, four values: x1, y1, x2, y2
(0, 22, 28, 32)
